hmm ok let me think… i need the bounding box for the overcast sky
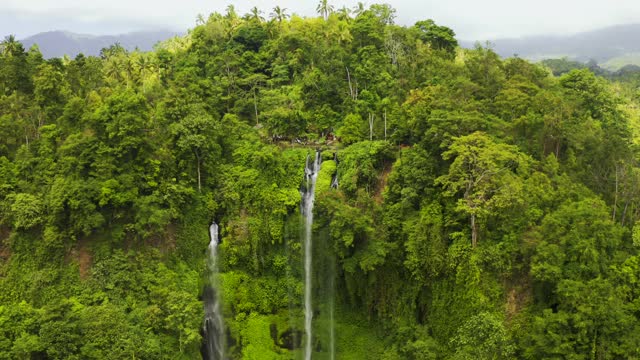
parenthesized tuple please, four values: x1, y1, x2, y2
(3, 0, 640, 41)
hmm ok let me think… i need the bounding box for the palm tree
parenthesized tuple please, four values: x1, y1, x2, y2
(353, 2, 366, 17)
(104, 57, 123, 83)
(99, 42, 126, 60)
(136, 54, 156, 80)
(123, 57, 136, 86)
(270, 6, 289, 23)
(225, 5, 238, 21)
(336, 6, 351, 21)
(248, 6, 264, 22)
(196, 13, 206, 25)
(370, 4, 396, 25)
(224, 5, 241, 38)
(316, 0, 334, 20)
(334, 21, 352, 45)
(1, 35, 21, 57)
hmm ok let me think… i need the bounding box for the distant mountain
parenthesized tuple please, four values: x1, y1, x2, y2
(462, 24, 640, 68)
(20, 30, 180, 58)
(600, 53, 640, 71)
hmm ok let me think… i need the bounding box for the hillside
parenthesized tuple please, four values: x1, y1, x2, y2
(2, 4, 640, 360)
(601, 53, 640, 70)
(19, 30, 179, 58)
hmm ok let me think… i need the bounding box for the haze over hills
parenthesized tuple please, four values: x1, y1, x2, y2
(462, 23, 640, 69)
(19, 30, 180, 58)
(15, 23, 640, 69)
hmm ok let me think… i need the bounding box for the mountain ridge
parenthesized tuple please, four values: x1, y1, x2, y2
(461, 23, 640, 66)
(19, 29, 180, 58)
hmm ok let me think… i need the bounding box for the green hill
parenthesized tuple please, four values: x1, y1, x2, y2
(1, 3, 640, 359)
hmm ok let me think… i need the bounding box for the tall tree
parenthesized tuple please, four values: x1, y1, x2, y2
(336, 6, 351, 21)
(353, 2, 366, 17)
(413, 20, 458, 56)
(0, 35, 21, 57)
(169, 104, 221, 192)
(316, 0, 334, 20)
(246, 6, 265, 22)
(437, 132, 531, 247)
(270, 6, 289, 23)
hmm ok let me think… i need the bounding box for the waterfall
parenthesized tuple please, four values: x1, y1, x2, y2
(301, 151, 321, 360)
(203, 223, 225, 360)
(331, 152, 339, 190)
(329, 151, 337, 360)
(330, 176, 339, 190)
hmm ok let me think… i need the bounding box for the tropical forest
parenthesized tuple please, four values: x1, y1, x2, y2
(1, 2, 640, 359)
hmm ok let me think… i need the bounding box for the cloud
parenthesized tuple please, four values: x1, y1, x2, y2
(0, 9, 172, 38)
(2, 0, 640, 40)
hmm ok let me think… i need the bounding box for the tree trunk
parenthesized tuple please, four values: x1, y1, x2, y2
(253, 88, 259, 125)
(384, 109, 387, 141)
(471, 213, 477, 248)
(368, 113, 374, 141)
(197, 163, 202, 192)
(346, 67, 354, 100)
(355, 79, 358, 99)
(613, 164, 619, 221)
(195, 151, 202, 193)
(621, 201, 629, 227)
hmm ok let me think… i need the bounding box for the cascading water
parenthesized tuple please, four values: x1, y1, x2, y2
(328, 151, 337, 360)
(301, 151, 321, 360)
(331, 152, 339, 190)
(202, 223, 225, 360)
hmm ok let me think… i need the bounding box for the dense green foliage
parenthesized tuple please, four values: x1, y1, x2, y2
(2, 2, 640, 359)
